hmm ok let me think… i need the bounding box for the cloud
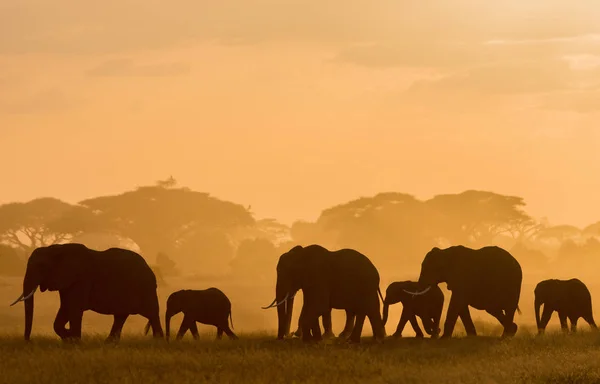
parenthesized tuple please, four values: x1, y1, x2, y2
(406, 61, 573, 95)
(542, 90, 600, 113)
(86, 59, 191, 77)
(0, 88, 80, 115)
(1, 1, 599, 55)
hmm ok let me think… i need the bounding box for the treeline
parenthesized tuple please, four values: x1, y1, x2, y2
(0, 178, 599, 281)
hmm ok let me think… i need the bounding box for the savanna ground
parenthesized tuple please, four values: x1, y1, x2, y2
(2, 271, 600, 383)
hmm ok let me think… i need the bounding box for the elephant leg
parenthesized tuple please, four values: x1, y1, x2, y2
(583, 313, 598, 331)
(367, 310, 386, 341)
(393, 310, 410, 338)
(188, 322, 199, 340)
(569, 316, 578, 333)
(147, 312, 163, 339)
(53, 305, 71, 340)
(538, 306, 554, 334)
(176, 314, 194, 340)
(338, 311, 355, 339)
(503, 308, 518, 337)
(67, 310, 84, 341)
(486, 308, 517, 337)
(299, 306, 313, 342)
(441, 295, 464, 339)
(310, 316, 322, 341)
(429, 317, 441, 339)
(222, 323, 238, 340)
(348, 313, 366, 343)
(458, 306, 477, 337)
(322, 310, 335, 339)
(409, 315, 424, 338)
(106, 314, 128, 343)
(558, 312, 569, 333)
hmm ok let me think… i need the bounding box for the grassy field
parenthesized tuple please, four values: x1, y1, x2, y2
(3, 272, 600, 383)
(1, 330, 600, 384)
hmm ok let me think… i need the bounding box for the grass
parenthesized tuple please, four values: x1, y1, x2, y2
(2, 329, 600, 384)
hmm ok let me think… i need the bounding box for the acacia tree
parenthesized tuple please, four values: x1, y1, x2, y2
(78, 178, 256, 270)
(426, 190, 538, 247)
(0, 198, 93, 254)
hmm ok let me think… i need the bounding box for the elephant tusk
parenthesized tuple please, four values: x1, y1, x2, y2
(261, 292, 292, 309)
(289, 291, 297, 300)
(9, 286, 37, 307)
(261, 298, 278, 309)
(22, 286, 37, 301)
(9, 293, 24, 307)
(274, 293, 290, 307)
(403, 286, 431, 296)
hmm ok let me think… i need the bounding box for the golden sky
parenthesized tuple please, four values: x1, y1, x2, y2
(0, 1, 599, 227)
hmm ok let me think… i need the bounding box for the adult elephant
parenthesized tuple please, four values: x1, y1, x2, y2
(535, 278, 598, 334)
(10, 243, 164, 342)
(405, 245, 522, 339)
(262, 244, 386, 343)
(382, 281, 444, 338)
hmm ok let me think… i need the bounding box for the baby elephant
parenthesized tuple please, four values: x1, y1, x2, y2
(163, 288, 238, 341)
(382, 281, 444, 338)
(535, 278, 598, 334)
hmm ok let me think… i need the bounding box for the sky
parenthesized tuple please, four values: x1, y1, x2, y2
(0, 0, 599, 227)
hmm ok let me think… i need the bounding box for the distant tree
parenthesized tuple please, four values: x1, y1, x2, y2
(78, 178, 255, 265)
(583, 222, 600, 237)
(174, 230, 236, 275)
(0, 244, 26, 276)
(0, 198, 93, 254)
(556, 237, 600, 267)
(291, 193, 441, 272)
(426, 190, 537, 247)
(230, 238, 279, 280)
(536, 225, 582, 243)
(510, 241, 549, 269)
(156, 251, 179, 276)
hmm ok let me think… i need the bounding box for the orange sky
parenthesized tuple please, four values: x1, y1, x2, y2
(1, 1, 599, 227)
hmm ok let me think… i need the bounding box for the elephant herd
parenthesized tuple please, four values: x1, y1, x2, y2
(8, 243, 599, 343)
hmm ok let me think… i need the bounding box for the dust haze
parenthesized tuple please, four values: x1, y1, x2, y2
(1, 0, 600, 349)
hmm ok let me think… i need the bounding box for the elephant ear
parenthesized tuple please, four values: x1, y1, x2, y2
(44, 244, 91, 291)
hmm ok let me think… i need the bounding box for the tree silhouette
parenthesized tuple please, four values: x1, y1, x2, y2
(426, 190, 536, 247)
(0, 198, 92, 254)
(0, 244, 26, 276)
(78, 179, 255, 267)
(230, 237, 279, 280)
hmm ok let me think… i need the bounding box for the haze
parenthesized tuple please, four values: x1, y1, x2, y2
(1, 0, 599, 227)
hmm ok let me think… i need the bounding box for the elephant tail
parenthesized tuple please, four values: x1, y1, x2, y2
(143, 321, 151, 336)
(229, 310, 235, 330)
(516, 306, 522, 315)
(378, 287, 384, 304)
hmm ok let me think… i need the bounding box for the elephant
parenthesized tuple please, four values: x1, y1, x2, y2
(534, 278, 598, 334)
(382, 281, 444, 338)
(10, 243, 163, 342)
(291, 307, 356, 340)
(262, 244, 386, 343)
(153, 288, 238, 341)
(405, 245, 522, 339)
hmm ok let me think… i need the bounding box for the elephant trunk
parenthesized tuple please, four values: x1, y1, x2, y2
(276, 283, 292, 339)
(284, 296, 294, 336)
(22, 270, 39, 341)
(382, 301, 390, 326)
(15, 264, 41, 341)
(534, 297, 542, 331)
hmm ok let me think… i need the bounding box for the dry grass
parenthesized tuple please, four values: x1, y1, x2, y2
(1, 330, 600, 384)
(3, 274, 600, 383)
